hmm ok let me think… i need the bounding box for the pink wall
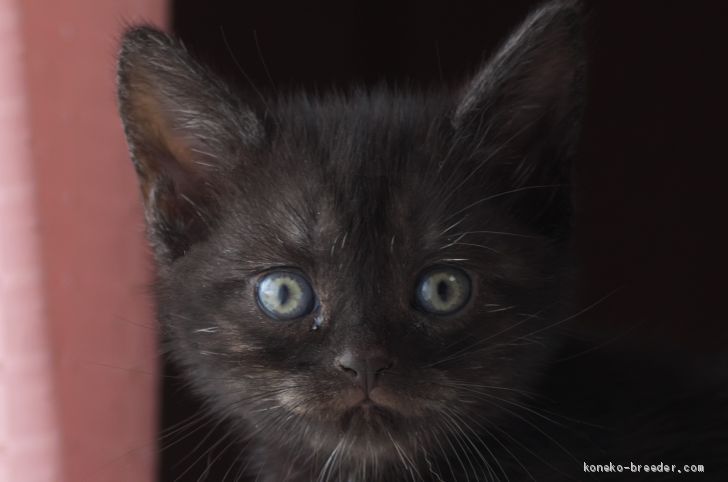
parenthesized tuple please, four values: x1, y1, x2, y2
(0, 0, 167, 481)
(0, 0, 61, 479)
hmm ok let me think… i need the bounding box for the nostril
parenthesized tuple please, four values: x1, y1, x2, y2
(335, 351, 361, 380)
(370, 357, 394, 376)
(338, 363, 358, 379)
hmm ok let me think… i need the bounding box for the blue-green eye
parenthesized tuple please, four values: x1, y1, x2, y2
(256, 271, 315, 320)
(415, 267, 471, 315)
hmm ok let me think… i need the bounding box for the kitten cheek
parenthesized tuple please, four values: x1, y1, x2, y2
(221, 341, 253, 354)
(276, 389, 309, 416)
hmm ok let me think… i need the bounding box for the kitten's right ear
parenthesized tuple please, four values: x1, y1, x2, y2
(117, 27, 262, 261)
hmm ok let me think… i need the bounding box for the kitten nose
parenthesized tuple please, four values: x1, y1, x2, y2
(335, 349, 394, 393)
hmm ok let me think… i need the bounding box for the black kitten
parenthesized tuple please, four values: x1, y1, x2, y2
(117, 1, 726, 480)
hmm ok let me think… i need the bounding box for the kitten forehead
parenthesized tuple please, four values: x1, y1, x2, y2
(221, 90, 458, 256)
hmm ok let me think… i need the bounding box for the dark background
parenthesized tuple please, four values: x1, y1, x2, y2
(162, 1, 728, 479)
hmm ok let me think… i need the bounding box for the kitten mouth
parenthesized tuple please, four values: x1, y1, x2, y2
(339, 400, 399, 434)
(358, 398, 377, 409)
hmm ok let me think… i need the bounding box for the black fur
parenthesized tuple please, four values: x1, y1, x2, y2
(117, 1, 727, 480)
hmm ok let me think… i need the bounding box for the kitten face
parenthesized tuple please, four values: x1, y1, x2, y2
(156, 94, 562, 456)
(118, 0, 583, 473)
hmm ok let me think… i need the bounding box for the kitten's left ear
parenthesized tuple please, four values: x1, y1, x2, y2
(454, 0, 585, 234)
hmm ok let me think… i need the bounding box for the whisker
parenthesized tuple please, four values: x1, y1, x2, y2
(443, 408, 502, 481)
(513, 288, 622, 341)
(444, 184, 567, 223)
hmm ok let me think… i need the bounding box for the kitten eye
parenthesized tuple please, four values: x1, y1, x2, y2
(415, 267, 471, 315)
(256, 271, 315, 320)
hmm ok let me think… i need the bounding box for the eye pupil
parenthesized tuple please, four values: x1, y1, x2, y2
(437, 280, 449, 301)
(278, 284, 290, 305)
